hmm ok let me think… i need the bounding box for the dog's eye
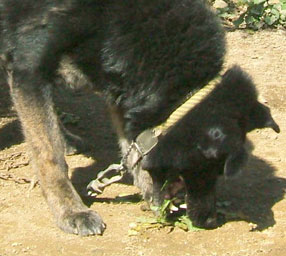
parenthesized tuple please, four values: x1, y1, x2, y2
(208, 127, 225, 141)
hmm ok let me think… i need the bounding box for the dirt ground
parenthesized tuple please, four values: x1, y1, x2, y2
(0, 30, 286, 256)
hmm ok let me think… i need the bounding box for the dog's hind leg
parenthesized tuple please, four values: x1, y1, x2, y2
(8, 65, 105, 236)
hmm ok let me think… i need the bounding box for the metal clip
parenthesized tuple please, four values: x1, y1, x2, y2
(135, 129, 159, 155)
(87, 163, 126, 196)
(87, 129, 159, 197)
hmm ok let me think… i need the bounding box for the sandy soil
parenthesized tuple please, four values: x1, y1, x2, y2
(0, 30, 286, 256)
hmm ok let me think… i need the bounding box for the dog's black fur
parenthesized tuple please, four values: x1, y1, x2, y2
(142, 66, 280, 228)
(2, 0, 271, 235)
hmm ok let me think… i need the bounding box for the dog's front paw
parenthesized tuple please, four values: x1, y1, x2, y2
(58, 210, 106, 236)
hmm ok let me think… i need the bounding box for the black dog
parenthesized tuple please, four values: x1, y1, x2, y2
(0, 0, 237, 235)
(142, 66, 280, 228)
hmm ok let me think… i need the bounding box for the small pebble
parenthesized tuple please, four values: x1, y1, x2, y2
(12, 242, 22, 247)
(129, 222, 137, 229)
(249, 222, 258, 231)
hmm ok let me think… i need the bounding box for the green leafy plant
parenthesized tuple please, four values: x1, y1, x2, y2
(234, 0, 286, 29)
(147, 199, 204, 232)
(210, 0, 286, 29)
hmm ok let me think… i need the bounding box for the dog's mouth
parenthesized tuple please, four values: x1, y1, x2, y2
(163, 176, 185, 200)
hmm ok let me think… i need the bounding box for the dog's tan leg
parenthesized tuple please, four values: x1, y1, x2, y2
(9, 72, 105, 236)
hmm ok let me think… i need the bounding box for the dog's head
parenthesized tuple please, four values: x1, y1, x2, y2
(142, 100, 280, 181)
(142, 122, 246, 180)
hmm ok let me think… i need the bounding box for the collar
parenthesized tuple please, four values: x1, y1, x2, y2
(136, 75, 221, 154)
(154, 76, 221, 136)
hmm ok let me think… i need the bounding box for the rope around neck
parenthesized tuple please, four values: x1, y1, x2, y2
(154, 77, 221, 136)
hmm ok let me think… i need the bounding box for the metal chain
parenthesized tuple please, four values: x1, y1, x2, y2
(87, 140, 144, 196)
(120, 141, 136, 171)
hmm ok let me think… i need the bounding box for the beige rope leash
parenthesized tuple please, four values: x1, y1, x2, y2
(154, 76, 221, 136)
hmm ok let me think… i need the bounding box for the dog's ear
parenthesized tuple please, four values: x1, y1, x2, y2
(224, 146, 248, 178)
(247, 102, 280, 133)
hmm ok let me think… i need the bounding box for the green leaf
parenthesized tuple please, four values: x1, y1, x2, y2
(160, 199, 172, 216)
(233, 13, 246, 27)
(177, 216, 204, 231)
(150, 205, 160, 212)
(249, 4, 265, 16)
(239, 0, 249, 4)
(253, 0, 267, 4)
(245, 14, 258, 24)
(161, 180, 169, 191)
(271, 7, 281, 18)
(219, 12, 231, 18)
(265, 14, 278, 24)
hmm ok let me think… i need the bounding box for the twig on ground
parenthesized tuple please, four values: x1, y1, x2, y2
(0, 152, 29, 171)
(0, 151, 36, 186)
(0, 172, 31, 184)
